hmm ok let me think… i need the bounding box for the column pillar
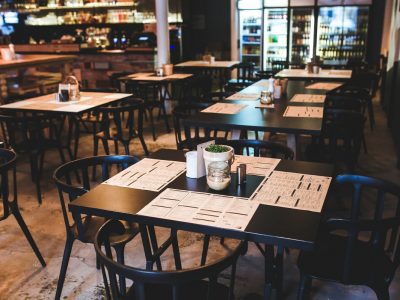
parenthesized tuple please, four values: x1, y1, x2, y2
(155, 0, 170, 68)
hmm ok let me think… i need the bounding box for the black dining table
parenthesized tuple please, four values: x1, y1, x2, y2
(183, 80, 328, 159)
(68, 149, 334, 299)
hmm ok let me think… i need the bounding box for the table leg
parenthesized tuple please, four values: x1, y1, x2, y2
(275, 245, 284, 299)
(287, 133, 299, 160)
(139, 224, 155, 270)
(264, 244, 274, 300)
(0, 73, 7, 104)
(231, 129, 241, 140)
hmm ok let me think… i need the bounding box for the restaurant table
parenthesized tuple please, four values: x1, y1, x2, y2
(0, 54, 76, 103)
(0, 91, 132, 159)
(175, 60, 239, 91)
(275, 68, 352, 81)
(183, 79, 329, 159)
(68, 149, 333, 299)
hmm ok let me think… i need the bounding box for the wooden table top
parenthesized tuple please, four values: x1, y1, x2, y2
(69, 149, 334, 250)
(0, 54, 76, 70)
(0, 92, 132, 114)
(175, 60, 239, 69)
(183, 80, 327, 135)
(275, 68, 352, 80)
(120, 72, 194, 82)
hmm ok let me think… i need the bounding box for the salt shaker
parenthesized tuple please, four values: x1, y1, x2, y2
(237, 164, 247, 185)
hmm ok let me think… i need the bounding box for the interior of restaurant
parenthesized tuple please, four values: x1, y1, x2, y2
(0, 0, 399, 299)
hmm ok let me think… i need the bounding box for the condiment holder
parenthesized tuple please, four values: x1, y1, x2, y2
(260, 90, 273, 105)
(207, 161, 231, 191)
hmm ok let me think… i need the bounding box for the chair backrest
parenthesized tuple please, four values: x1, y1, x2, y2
(95, 220, 242, 300)
(0, 112, 64, 151)
(172, 102, 213, 150)
(219, 139, 294, 160)
(181, 74, 213, 101)
(232, 62, 255, 82)
(321, 109, 365, 168)
(98, 98, 144, 139)
(53, 155, 139, 239)
(0, 148, 17, 221)
(324, 95, 365, 114)
(81, 88, 119, 93)
(328, 174, 400, 283)
(271, 60, 288, 73)
(349, 71, 378, 95)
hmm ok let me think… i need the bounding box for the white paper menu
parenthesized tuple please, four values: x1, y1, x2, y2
(283, 106, 323, 118)
(305, 82, 343, 91)
(250, 171, 332, 212)
(103, 158, 186, 192)
(201, 103, 247, 114)
(231, 155, 280, 176)
(138, 188, 259, 231)
(226, 93, 259, 101)
(290, 94, 326, 103)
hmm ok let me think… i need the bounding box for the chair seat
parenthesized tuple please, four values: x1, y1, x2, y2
(298, 233, 394, 285)
(72, 216, 138, 245)
(124, 279, 230, 300)
(96, 127, 140, 142)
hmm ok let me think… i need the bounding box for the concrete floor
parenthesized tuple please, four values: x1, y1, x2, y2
(0, 96, 399, 300)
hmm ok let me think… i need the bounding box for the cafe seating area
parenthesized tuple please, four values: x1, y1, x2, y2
(0, 1, 400, 300)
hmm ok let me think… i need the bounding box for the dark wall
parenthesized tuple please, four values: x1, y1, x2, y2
(181, 0, 231, 60)
(367, 0, 386, 67)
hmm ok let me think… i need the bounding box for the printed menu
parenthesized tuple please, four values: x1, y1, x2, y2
(138, 188, 259, 231)
(306, 82, 343, 91)
(103, 158, 186, 192)
(231, 155, 280, 176)
(283, 106, 323, 118)
(250, 171, 332, 212)
(290, 94, 326, 103)
(226, 93, 259, 101)
(201, 103, 247, 114)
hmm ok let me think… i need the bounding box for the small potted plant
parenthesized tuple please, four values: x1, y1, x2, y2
(203, 144, 234, 175)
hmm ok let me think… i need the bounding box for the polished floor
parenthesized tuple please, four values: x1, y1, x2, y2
(0, 96, 399, 300)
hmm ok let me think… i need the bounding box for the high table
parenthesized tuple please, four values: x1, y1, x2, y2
(275, 68, 352, 81)
(0, 54, 76, 103)
(68, 149, 333, 299)
(175, 60, 239, 91)
(0, 91, 132, 159)
(183, 80, 329, 159)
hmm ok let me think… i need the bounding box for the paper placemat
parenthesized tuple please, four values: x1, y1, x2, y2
(283, 106, 323, 118)
(103, 158, 186, 192)
(226, 93, 259, 101)
(250, 171, 332, 212)
(166, 73, 193, 79)
(127, 72, 154, 78)
(306, 82, 343, 91)
(201, 103, 247, 114)
(231, 155, 280, 176)
(290, 94, 326, 103)
(138, 188, 259, 231)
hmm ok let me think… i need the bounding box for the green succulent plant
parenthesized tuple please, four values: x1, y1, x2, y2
(205, 145, 230, 153)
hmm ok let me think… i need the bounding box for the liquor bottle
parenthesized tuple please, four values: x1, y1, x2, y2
(112, 30, 119, 49)
(120, 31, 127, 49)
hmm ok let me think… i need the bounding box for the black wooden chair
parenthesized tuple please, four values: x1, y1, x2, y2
(297, 174, 400, 300)
(53, 155, 141, 300)
(305, 109, 365, 172)
(220, 139, 294, 160)
(0, 148, 46, 267)
(94, 98, 149, 156)
(225, 62, 255, 92)
(172, 102, 216, 150)
(0, 112, 70, 204)
(271, 60, 288, 75)
(95, 219, 244, 300)
(126, 81, 171, 141)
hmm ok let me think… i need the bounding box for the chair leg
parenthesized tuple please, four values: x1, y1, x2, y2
(297, 273, 312, 300)
(201, 234, 210, 266)
(12, 204, 46, 267)
(55, 236, 74, 300)
(92, 137, 99, 180)
(30, 154, 42, 205)
(148, 109, 157, 141)
(139, 135, 149, 156)
(123, 142, 130, 155)
(114, 244, 127, 295)
(114, 140, 119, 155)
(160, 103, 171, 133)
(101, 139, 110, 155)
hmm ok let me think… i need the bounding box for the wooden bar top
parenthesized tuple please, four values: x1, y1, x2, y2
(0, 54, 76, 70)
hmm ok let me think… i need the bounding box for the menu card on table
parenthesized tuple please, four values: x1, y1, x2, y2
(290, 94, 326, 103)
(226, 93, 259, 101)
(103, 158, 186, 192)
(138, 188, 259, 231)
(283, 106, 323, 118)
(201, 103, 247, 114)
(306, 82, 343, 91)
(231, 155, 280, 176)
(250, 171, 331, 212)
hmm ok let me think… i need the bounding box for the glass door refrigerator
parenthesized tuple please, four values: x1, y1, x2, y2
(238, 0, 263, 69)
(263, 0, 288, 69)
(316, 2, 370, 66)
(289, 3, 315, 66)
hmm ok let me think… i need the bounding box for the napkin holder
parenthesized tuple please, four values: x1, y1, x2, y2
(162, 64, 173, 76)
(186, 140, 215, 178)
